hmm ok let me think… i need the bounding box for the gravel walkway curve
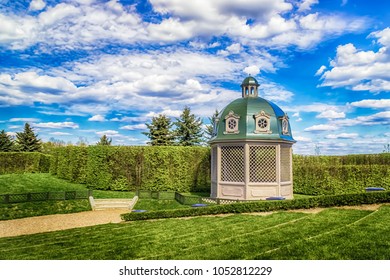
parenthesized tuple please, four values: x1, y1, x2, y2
(0, 210, 129, 238)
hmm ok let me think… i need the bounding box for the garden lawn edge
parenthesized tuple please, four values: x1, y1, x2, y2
(121, 191, 390, 221)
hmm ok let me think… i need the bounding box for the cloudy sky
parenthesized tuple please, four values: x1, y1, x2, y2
(0, 0, 389, 155)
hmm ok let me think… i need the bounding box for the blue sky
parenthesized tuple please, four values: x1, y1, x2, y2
(0, 0, 389, 155)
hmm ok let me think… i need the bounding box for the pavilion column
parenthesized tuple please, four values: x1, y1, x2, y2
(276, 144, 281, 197)
(244, 143, 250, 200)
(216, 145, 221, 198)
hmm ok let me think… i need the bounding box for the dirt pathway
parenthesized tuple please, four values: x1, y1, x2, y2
(0, 210, 129, 238)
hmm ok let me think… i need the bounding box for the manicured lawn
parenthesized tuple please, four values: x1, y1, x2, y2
(0, 173, 87, 194)
(1, 206, 389, 260)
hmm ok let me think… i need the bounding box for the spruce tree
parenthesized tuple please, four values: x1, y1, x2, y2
(204, 109, 219, 141)
(174, 106, 203, 146)
(15, 123, 42, 152)
(0, 130, 14, 151)
(143, 114, 175, 146)
(97, 134, 112, 146)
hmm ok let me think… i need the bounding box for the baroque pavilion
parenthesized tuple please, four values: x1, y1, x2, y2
(209, 76, 296, 200)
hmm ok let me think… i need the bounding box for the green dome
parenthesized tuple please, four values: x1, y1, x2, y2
(210, 97, 295, 143)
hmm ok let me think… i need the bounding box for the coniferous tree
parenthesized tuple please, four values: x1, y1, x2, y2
(96, 134, 112, 146)
(174, 106, 203, 146)
(204, 109, 219, 141)
(0, 129, 14, 151)
(143, 114, 175, 146)
(15, 123, 42, 152)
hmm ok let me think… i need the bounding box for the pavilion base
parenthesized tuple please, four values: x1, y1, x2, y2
(211, 181, 293, 200)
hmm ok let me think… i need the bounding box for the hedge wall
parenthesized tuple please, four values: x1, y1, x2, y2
(48, 146, 389, 195)
(121, 191, 390, 221)
(293, 154, 390, 195)
(49, 146, 211, 192)
(0, 152, 51, 174)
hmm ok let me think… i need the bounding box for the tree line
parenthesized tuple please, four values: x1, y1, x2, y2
(142, 106, 216, 146)
(0, 123, 42, 152)
(0, 106, 219, 151)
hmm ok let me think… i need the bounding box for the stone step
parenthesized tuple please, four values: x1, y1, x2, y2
(89, 197, 138, 211)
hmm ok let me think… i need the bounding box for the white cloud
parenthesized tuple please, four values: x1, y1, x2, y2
(33, 122, 79, 129)
(325, 133, 358, 139)
(332, 111, 390, 127)
(317, 110, 346, 119)
(29, 0, 46, 11)
(88, 115, 107, 122)
(96, 130, 120, 137)
(304, 124, 339, 132)
(350, 99, 390, 109)
(319, 27, 390, 93)
(270, 13, 367, 49)
(9, 118, 40, 123)
(227, 43, 241, 54)
(288, 103, 344, 114)
(0, 71, 78, 106)
(243, 65, 260, 76)
(298, 0, 319, 12)
(294, 136, 312, 142)
(120, 124, 147, 130)
(0, 1, 144, 50)
(0, 0, 369, 52)
(49, 132, 72, 136)
(315, 65, 326, 76)
(292, 112, 302, 122)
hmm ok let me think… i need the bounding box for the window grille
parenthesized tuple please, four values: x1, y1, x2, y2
(281, 146, 291, 182)
(249, 145, 277, 182)
(220, 145, 244, 182)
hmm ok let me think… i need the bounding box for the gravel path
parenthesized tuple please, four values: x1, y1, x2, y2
(0, 210, 129, 238)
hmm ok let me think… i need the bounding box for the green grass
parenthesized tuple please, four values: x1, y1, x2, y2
(0, 173, 87, 194)
(1, 206, 389, 260)
(0, 173, 137, 199)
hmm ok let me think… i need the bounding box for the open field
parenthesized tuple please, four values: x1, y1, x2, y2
(1, 206, 389, 260)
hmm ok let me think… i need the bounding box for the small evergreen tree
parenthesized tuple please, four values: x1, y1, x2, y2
(15, 123, 42, 152)
(174, 106, 203, 146)
(143, 114, 175, 146)
(204, 109, 219, 141)
(97, 134, 112, 146)
(0, 129, 14, 151)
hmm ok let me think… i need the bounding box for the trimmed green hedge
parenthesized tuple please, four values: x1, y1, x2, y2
(50, 146, 211, 192)
(293, 154, 390, 195)
(121, 191, 390, 221)
(48, 146, 389, 195)
(0, 152, 51, 174)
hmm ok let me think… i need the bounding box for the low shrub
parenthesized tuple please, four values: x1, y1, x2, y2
(0, 199, 91, 220)
(121, 191, 390, 221)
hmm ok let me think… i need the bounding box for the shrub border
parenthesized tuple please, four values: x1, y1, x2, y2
(121, 191, 390, 221)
